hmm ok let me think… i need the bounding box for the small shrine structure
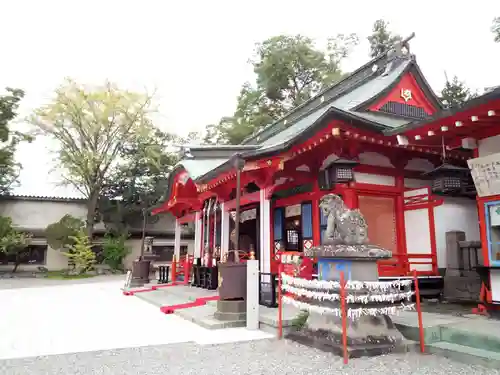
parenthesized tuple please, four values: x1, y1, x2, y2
(152, 34, 500, 314)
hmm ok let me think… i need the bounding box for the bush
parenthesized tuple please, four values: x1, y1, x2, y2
(63, 230, 96, 274)
(102, 233, 130, 271)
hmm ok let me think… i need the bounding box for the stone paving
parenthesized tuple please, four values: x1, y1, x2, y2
(0, 278, 272, 361)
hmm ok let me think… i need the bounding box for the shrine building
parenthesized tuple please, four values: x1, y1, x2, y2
(152, 36, 500, 311)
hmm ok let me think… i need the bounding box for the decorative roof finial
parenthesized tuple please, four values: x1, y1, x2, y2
(382, 32, 416, 76)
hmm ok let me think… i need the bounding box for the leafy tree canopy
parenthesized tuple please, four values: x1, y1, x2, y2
(440, 75, 476, 108)
(45, 214, 85, 250)
(492, 17, 500, 43)
(0, 216, 32, 272)
(0, 88, 32, 194)
(30, 79, 162, 237)
(100, 127, 179, 232)
(204, 34, 359, 145)
(367, 19, 402, 58)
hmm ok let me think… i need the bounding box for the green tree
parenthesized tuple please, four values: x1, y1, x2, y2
(99, 128, 179, 233)
(64, 229, 96, 274)
(440, 75, 476, 108)
(45, 214, 85, 250)
(205, 34, 358, 144)
(0, 216, 32, 273)
(367, 19, 402, 58)
(101, 233, 130, 271)
(30, 79, 158, 238)
(492, 17, 500, 42)
(0, 88, 32, 194)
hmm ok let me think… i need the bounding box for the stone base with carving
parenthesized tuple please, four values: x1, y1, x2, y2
(288, 312, 403, 358)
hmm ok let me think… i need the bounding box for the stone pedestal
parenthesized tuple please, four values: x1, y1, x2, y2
(130, 259, 151, 287)
(214, 300, 247, 321)
(215, 262, 248, 324)
(287, 244, 405, 358)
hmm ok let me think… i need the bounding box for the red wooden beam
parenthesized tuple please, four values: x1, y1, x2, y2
(223, 191, 260, 211)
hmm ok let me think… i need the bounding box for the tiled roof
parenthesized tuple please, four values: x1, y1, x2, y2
(0, 194, 86, 202)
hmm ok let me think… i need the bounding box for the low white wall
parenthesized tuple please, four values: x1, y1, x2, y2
(478, 135, 500, 157)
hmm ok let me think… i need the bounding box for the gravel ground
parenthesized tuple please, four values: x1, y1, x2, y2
(1, 339, 498, 375)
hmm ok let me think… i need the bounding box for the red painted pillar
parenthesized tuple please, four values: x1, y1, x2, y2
(343, 187, 358, 209)
(395, 175, 408, 271)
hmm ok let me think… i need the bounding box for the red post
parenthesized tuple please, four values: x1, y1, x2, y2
(340, 271, 349, 365)
(413, 269, 425, 353)
(278, 262, 283, 339)
(171, 256, 177, 285)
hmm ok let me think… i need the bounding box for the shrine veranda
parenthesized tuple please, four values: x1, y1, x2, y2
(152, 37, 500, 314)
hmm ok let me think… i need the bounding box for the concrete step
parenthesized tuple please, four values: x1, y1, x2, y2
(134, 290, 191, 308)
(174, 304, 245, 330)
(440, 321, 500, 353)
(427, 341, 500, 369)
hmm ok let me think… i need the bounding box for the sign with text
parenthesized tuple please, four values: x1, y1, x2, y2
(468, 153, 500, 197)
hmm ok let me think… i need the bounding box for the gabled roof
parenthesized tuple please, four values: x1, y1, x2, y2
(241, 35, 440, 147)
(385, 85, 500, 135)
(172, 36, 449, 184)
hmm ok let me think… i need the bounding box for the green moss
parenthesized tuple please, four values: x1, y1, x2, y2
(292, 310, 310, 328)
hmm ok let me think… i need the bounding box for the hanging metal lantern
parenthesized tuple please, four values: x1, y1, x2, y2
(423, 163, 470, 194)
(318, 157, 358, 189)
(330, 157, 359, 183)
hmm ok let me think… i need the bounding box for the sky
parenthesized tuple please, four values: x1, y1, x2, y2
(1, 0, 500, 197)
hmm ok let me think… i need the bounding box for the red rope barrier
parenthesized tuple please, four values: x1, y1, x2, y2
(412, 269, 425, 353)
(340, 271, 348, 365)
(278, 262, 283, 339)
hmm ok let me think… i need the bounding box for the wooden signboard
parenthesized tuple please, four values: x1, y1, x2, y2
(468, 153, 500, 197)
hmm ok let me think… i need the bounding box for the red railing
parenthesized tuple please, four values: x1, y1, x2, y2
(377, 253, 438, 277)
(273, 251, 438, 278)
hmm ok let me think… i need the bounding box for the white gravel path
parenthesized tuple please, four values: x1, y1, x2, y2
(1, 339, 498, 375)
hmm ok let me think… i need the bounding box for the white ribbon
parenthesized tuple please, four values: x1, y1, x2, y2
(281, 273, 413, 291)
(282, 296, 415, 319)
(282, 284, 414, 304)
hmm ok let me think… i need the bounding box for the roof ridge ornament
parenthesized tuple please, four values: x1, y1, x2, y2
(382, 32, 416, 77)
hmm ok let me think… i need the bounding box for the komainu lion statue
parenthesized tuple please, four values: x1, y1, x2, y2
(320, 194, 368, 245)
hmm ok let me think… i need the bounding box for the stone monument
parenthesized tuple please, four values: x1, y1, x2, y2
(286, 194, 412, 358)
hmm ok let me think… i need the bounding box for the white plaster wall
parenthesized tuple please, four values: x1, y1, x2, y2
(0, 199, 194, 271)
(123, 238, 194, 270)
(0, 200, 88, 230)
(358, 152, 394, 168)
(404, 158, 434, 172)
(434, 197, 480, 268)
(404, 209, 433, 272)
(478, 135, 500, 157)
(404, 179, 430, 188)
(354, 172, 395, 186)
(492, 270, 500, 302)
(0, 245, 69, 272)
